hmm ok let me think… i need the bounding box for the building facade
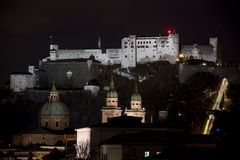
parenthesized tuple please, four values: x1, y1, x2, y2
(125, 83, 146, 123)
(39, 82, 70, 130)
(10, 33, 220, 93)
(180, 37, 218, 62)
(10, 73, 35, 92)
(12, 84, 76, 146)
(101, 77, 146, 123)
(101, 76, 122, 123)
(45, 33, 179, 69)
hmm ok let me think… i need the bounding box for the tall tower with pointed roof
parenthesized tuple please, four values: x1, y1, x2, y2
(101, 75, 122, 123)
(125, 82, 146, 122)
(39, 82, 70, 130)
(49, 35, 59, 61)
(98, 36, 101, 49)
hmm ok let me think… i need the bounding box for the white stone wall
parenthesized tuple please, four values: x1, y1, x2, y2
(10, 74, 35, 92)
(46, 34, 219, 68)
(121, 36, 137, 68)
(28, 65, 35, 74)
(57, 49, 102, 60)
(209, 37, 218, 62)
(47, 34, 179, 68)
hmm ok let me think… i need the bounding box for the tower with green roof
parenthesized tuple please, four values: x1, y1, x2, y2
(125, 82, 146, 123)
(101, 75, 122, 123)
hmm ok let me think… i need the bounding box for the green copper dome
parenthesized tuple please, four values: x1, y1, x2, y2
(131, 82, 141, 101)
(40, 82, 69, 116)
(40, 101, 69, 116)
(107, 74, 118, 98)
(131, 93, 142, 101)
(107, 89, 118, 98)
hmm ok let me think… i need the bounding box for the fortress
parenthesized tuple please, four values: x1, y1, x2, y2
(46, 33, 180, 68)
(10, 32, 219, 92)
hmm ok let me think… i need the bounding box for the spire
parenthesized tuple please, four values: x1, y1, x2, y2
(131, 80, 142, 102)
(98, 36, 101, 49)
(51, 81, 57, 91)
(49, 82, 59, 101)
(110, 74, 115, 90)
(133, 81, 139, 94)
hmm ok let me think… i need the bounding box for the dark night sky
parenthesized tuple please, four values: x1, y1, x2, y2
(0, 0, 239, 86)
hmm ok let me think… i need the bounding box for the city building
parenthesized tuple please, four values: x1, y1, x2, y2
(101, 76, 122, 123)
(124, 82, 146, 123)
(10, 32, 221, 93)
(75, 117, 217, 160)
(101, 76, 146, 123)
(12, 83, 76, 146)
(180, 37, 218, 63)
(46, 33, 179, 69)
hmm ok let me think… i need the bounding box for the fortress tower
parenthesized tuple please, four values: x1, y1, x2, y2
(209, 37, 219, 64)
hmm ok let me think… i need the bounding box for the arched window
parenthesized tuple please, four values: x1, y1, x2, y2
(56, 121, 59, 127)
(45, 122, 48, 127)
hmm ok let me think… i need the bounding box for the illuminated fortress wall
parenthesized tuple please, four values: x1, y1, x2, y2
(46, 33, 179, 69)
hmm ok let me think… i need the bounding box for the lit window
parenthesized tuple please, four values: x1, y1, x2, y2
(144, 151, 150, 157)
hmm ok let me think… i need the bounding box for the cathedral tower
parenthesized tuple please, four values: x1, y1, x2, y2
(125, 82, 146, 123)
(101, 75, 122, 123)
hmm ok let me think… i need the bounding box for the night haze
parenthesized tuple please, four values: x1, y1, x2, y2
(0, 0, 239, 85)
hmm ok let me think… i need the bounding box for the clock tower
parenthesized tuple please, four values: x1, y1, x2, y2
(125, 82, 146, 122)
(101, 75, 122, 123)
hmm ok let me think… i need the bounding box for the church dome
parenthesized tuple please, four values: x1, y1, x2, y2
(107, 75, 118, 98)
(40, 101, 69, 116)
(40, 82, 69, 116)
(131, 82, 141, 101)
(107, 89, 118, 98)
(131, 92, 142, 101)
